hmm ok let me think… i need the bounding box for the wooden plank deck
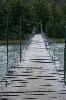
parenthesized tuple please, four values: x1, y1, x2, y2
(0, 34, 66, 100)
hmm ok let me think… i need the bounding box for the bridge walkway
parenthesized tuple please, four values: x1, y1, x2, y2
(0, 34, 66, 100)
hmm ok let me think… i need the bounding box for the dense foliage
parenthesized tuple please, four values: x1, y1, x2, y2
(33, 0, 65, 38)
(0, 0, 66, 41)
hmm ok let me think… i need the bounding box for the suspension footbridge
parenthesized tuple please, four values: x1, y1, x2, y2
(0, 34, 66, 100)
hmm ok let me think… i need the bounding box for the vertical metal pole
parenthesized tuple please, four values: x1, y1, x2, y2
(20, 0, 22, 62)
(46, 24, 47, 35)
(6, 12, 9, 73)
(59, 47, 60, 62)
(20, 16, 21, 62)
(64, 24, 66, 83)
(53, 25, 55, 62)
(40, 20, 42, 34)
(53, 48, 55, 63)
(13, 28, 16, 68)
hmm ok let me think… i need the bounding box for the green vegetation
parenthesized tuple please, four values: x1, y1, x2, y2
(33, 0, 65, 38)
(0, 0, 66, 42)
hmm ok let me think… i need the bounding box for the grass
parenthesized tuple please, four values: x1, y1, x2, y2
(0, 39, 24, 45)
(52, 38, 64, 43)
(47, 37, 64, 44)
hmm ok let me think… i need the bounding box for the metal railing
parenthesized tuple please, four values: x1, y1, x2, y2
(41, 22, 65, 84)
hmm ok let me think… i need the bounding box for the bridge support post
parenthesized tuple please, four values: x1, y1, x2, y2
(19, 0, 22, 62)
(6, 12, 9, 73)
(64, 24, 66, 84)
(20, 16, 21, 62)
(64, 48, 66, 83)
(40, 20, 43, 34)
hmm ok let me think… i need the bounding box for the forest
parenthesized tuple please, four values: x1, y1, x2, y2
(0, 0, 66, 42)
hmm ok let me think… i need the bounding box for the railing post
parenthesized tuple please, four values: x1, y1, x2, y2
(64, 48, 66, 83)
(59, 47, 60, 62)
(20, 15, 21, 62)
(52, 48, 55, 62)
(20, 0, 22, 62)
(64, 25, 66, 83)
(6, 12, 9, 73)
(40, 20, 43, 34)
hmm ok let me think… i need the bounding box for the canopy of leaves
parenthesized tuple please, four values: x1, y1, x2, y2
(0, 0, 66, 40)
